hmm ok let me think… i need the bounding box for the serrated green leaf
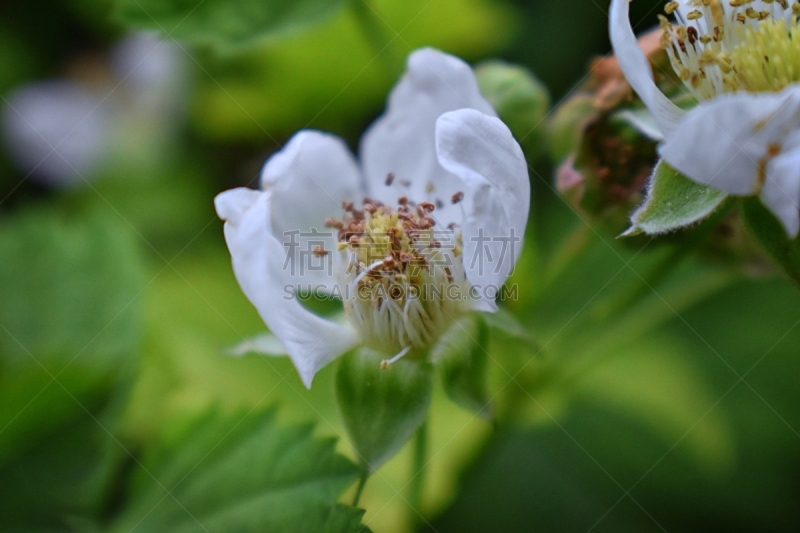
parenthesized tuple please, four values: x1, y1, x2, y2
(335, 348, 433, 472)
(431, 315, 491, 419)
(113, 0, 347, 53)
(108, 408, 367, 533)
(742, 197, 800, 287)
(624, 161, 727, 237)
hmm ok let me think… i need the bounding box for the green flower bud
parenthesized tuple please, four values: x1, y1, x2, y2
(476, 61, 550, 159)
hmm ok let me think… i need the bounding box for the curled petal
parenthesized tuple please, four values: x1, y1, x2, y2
(215, 188, 360, 388)
(360, 48, 495, 227)
(610, 0, 684, 136)
(762, 146, 800, 237)
(659, 88, 800, 196)
(261, 131, 363, 293)
(435, 109, 530, 312)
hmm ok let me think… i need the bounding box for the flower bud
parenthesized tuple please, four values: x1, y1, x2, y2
(476, 61, 550, 159)
(549, 27, 682, 234)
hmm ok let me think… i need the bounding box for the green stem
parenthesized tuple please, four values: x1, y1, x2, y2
(351, 470, 369, 507)
(538, 223, 593, 296)
(408, 420, 428, 523)
(594, 197, 738, 321)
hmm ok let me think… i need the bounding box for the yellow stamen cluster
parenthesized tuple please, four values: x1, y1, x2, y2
(329, 196, 465, 355)
(660, 0, 800, 99)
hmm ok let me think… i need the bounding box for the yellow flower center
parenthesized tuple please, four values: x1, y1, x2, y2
(327, 196, 466, 360)
(661, 0, 800, 99)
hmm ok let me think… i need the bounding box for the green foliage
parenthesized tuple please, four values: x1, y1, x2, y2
(190, 0, 515, 141)
(431, 315, 491, 419)
(335, 348, 433, 472)
(108, 408, 367, 533)
(742, 197, 800, 286)
(624, 161, 728, 237)
(0, 205, 145, 531)
(113, 0, 347, 53)
(432, 275, 800, 532)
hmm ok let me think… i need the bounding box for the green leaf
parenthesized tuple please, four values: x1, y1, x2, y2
(108, 408, 367, 533)
(335, 348, 433, 472)
(742, 197, 800, 287)
(431, 315, 491, 419)
(623, 160, 728, 237)
(0, 205, 145, 530)
(113, 0, 347, 53)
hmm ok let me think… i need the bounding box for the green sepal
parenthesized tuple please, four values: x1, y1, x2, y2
(113, 0, 347, 53)
(431, 315, 492, 420)
(335, 348, 434, 473)
(742, 197, 800, 287)
(623, 160, 728, 237)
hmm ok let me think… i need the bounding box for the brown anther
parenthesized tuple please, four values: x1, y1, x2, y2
(451, 191, 464, 204)
(313, 246, 329, 257)
(398, 195, 408, 206)
(431, 240, 442, 248)
(385, 172, 395, 186)
(349, 235, 360, 247)
(342, 200, 354, 212)
(399, 252, 414, 263)
(364, 203, 378, 214)
(687, 26, 698, 45)
(325, 218, 344, 229)
(389, 285, 403, 300)
(419, 217, 435, 229)
(397, 211, 412, 221)
(419, 201, 435, 212)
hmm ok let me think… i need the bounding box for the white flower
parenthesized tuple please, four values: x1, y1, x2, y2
(215, 48, 530, 388)
(611, 0, 800, 235)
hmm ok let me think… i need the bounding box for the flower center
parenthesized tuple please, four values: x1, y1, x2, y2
(325, 195, 466, 361)
(660, 0, 800, 99)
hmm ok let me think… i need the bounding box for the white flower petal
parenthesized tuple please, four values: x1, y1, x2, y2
(614, 109, 664, 141)
(435, 109, 529, 312)
(762, 146, 800, 237)
(610, 0, 685, 136)
(227, 332, 287, 357)
(215, 188, 360, 388)
(659, 88, 800, 195)
(360, 48, 495, 226)
(261, 131, 362, 293)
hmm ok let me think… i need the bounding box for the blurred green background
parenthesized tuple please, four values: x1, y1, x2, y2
(2, 0, 800, 532)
